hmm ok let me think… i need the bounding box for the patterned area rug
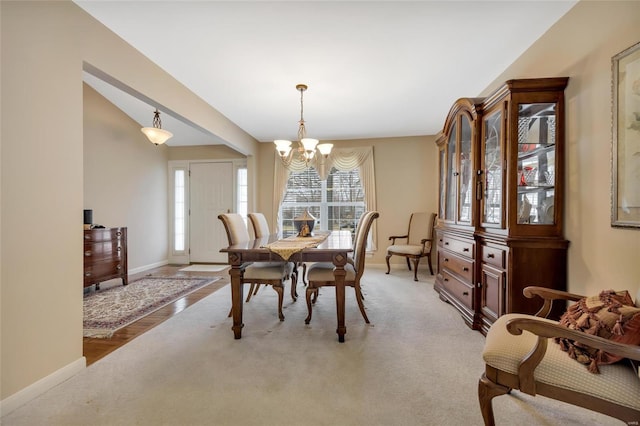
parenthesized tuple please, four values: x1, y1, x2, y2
(84, 276, 222, 338)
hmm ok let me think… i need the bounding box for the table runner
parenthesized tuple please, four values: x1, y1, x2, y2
(264, 231, 330, 260)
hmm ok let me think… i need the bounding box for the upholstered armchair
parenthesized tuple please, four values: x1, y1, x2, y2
(385, 212, 436, 281)
(305, 211, 379, 325)
(479, 287, 640, 425)
(218, 213, 295, 321)
(248, 212, 298, 301)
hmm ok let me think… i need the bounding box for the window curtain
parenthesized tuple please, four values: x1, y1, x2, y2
(273, 146, 378, 251)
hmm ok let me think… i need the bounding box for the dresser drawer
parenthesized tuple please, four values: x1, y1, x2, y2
(84, 228, 125, 242)
(439, 250, 474, 283)
(481, 245, 506, 269)
(441, 269, 474, 310)
(84, 241, 123, 263)
(84, 260, 124, 282)
(441, 235, 474, 258)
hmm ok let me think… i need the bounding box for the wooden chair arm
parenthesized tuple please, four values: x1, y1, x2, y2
(505, 316, 640, 395)
(507, 317, 640, 362)
(523, 286, 585, 318)
(388, 234, 408, 244)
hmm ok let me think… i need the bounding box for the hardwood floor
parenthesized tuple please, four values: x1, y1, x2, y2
(83, 265, 229, 366)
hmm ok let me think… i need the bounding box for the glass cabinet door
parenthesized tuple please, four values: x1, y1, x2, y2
(445, 122, 457, 222)
(516, 103, 557, 225)
(458, 117, 472, 224)
(482, 110, 503, 226)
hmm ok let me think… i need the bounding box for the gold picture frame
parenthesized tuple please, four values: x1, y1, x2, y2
(612, 41, 640, 228)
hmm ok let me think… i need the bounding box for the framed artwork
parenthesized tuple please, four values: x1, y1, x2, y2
(612, 41, 640, 228)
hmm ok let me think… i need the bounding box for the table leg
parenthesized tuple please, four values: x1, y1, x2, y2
(333, 263, 347, 343)
(230, 265, 244, 339)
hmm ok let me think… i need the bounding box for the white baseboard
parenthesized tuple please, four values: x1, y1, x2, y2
(128, 259, 169, 275)
(0, 357, 86, 417)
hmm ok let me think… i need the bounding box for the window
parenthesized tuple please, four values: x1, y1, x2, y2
(237, 166, 248, 219)
(173, 168, 186, 252)
(280, 167, 365, 238)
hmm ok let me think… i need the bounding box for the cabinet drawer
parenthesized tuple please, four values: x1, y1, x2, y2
(439, 250, 474, 282)
(84, 260, 124, 281)
(441, 269, 474, 310)
(481, 245, 506, 269)
(84, 228, 125, 242)
(441, 236, 474, 258)
(84, 241, 123, 263)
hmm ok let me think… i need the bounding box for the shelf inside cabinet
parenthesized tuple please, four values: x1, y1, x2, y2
(517, 143, 555, 161)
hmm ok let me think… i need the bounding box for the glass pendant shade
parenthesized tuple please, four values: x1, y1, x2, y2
(141, 127, 173, 145)
(274, 139, 292, 156)
(301, 138, 319, 152)
(142, 109, 173, 145)
(317, 143, 333, 156)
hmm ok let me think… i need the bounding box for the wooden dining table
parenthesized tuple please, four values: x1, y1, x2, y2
(220, 230, 353, 342)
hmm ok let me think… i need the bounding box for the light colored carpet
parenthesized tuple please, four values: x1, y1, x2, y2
(179, 264, 228, 272)
(2, 266, 622, 425)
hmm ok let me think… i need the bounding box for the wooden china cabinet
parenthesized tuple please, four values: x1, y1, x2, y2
(434, 78, 569, 334)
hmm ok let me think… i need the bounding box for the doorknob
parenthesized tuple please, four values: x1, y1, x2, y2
(227, 209, 231, 213)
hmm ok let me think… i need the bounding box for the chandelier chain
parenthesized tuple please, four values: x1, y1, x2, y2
(152, 109, 162, 129)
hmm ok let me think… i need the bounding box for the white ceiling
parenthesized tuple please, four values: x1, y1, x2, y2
(76, 1, 577, 148)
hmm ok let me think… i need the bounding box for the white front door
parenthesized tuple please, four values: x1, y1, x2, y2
(189, 162, 233, 263)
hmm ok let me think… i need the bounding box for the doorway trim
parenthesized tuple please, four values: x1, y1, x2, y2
(168, 159, 247, 265)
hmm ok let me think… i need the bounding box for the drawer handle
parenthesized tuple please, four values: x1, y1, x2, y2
(463, 291, 469, 296)
(117, 247, 121, 252)
(84, 251, 92, 257)
(444, 278, 449, 282)
(84, 272, 92, 277)
(116, 231, 122, 237)
(439, 239, 443, 242)
(84, 234, 91, 240)
(487, 253, 495, 259)
(444, 242, 449, 245)
(462, 267, 469, 271)
(116, 264, 122, 270)
(444, 258, 449, 262)
(463, 248, 469, 252)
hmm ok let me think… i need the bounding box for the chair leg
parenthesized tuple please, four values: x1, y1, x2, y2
(301, 263, 308, 286)
(478, 373, 510, 426)
(427, 253, 434, 275)
(354, 286, 370, 324)
(272, 285, 285, 321)
(385, 253, 392, 274)
(412, 258, 420, 281)
(406, 257, 412, 271)
(305, 287, 316, 324)
(290, 268, 298, 301)
(245, 283, 256, 302)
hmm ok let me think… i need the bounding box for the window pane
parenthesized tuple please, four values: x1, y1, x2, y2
(237, 167, 248, 218)
(280, 167, 365, 239)
(174, 169, 185, 251)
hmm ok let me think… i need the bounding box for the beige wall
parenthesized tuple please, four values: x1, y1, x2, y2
(257, 136, 439, 265)
(481, 0, 640, 297)
(0, 0, 257, 403)
(84, 84, 169, 271)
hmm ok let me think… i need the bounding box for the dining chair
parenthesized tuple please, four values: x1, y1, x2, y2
(304, 211, 379, 324)
(385, 212, 436, 281)
(247, 212, 298, 301)
(218, 213, 294, 321)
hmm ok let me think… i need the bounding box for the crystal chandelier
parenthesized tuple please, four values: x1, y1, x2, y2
(274, 84, 332, 167)
(141, 108, 173, 146)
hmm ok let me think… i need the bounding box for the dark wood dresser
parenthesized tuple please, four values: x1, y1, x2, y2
(83, 227, 128, 289)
